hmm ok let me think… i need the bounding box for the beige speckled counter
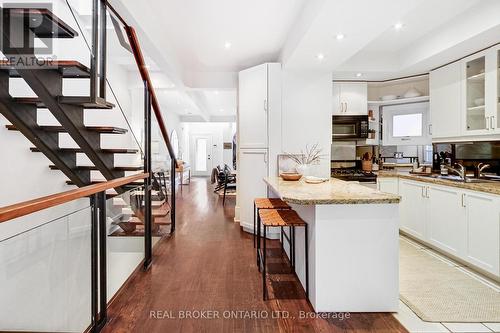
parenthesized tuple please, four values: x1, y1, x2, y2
(262, 177, 400, 312)
(377, 171, 500, 196)
(264, 177, 400, 205)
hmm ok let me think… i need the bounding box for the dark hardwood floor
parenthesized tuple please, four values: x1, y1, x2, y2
(102, 178, 408, 333)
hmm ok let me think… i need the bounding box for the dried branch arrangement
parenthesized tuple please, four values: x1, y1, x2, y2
(285, 143, 323, 165)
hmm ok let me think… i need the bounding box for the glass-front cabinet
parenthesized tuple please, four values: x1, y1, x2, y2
(463, 53, 487, 134)
(462, 48, 500, 135)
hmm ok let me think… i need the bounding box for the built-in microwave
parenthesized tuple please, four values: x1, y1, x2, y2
(332, 115, 369, 140)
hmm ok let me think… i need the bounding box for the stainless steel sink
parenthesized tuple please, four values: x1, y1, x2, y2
(432, 175, 499, 183)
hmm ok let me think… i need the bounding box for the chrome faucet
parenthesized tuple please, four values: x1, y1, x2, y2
(477, 163, 491, 178)
(445, 163, 466, 181)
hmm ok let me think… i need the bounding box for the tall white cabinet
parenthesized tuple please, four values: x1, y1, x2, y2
(237, 63, 282, 232)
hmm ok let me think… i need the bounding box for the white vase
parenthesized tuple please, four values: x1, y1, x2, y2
(296, 164, 311, 176)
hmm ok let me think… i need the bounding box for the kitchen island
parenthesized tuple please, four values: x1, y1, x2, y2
(264, 177, 401, 313)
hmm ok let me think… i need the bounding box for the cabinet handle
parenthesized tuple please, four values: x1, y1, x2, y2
(426, 186, 430, 198)
(491, 116, 495, 129)
(428, 124, 432, 135)
(263, 153, 268, 163)
(421, 186, 425, 198)
(340, 102, 345, 113)
(486, 116, 490, 130)
(264, 99, 268, 112)
(461, 193, 466, 207)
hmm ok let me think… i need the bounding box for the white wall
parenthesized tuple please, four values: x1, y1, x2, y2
(281, 70, 332, 178)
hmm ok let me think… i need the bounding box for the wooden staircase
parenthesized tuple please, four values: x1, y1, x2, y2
(0, 7, 171, 236)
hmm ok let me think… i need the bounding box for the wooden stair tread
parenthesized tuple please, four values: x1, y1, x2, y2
(7, 124, 127, 134)
(1, 61, 89, 78)
(58, 96, 115, 109)
(109, 228, 168, 237)
(128, 217, 171, 225)
(3, 8, 78, 38)
(12, 96, 114, 109)
(50, 165, 142, 171)
(153, 217, 172, 225)
(153, 208, 170, 217)
(31, 147, 139, 154)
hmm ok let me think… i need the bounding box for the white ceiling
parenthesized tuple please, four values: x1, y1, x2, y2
(109, 0, 500, 119)
(151, 0, 306, 73)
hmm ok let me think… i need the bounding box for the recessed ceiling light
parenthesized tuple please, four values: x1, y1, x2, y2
(356, 73, 363, 78)
(336, 33, 345, 40)
(394, 22, 404, 31)
(317, 53, 325, 61)
(224, 41, 232, 49)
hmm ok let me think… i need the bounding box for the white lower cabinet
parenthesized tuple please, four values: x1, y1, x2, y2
(399, 180, 427, 239)
(426, 185, 466, 257)
(396, 178, 500, 277)
(377, 177, 399, 195)
(464, 190, 500, 276)
(238, 149, 268, 231)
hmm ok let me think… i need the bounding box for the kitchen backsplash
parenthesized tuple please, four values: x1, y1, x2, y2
(434, 141, 500, 175)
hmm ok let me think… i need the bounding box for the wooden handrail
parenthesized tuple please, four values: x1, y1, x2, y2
(0, 173, 148, 223)
(105, 1, 177, 166)
(124, 26, 178, 166)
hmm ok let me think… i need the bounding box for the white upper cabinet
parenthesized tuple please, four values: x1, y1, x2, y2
(238, 64, 268, 149)
(430, 62, 462, 138)
(489, 45, 500, 134)
(462, 50, 489, 135)
(429, 44, 500, 140)
(333, 82, 368, 115)
(238, 63, 281, 149)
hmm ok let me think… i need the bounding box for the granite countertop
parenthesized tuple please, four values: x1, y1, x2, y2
(264, 177, 401, 205)
(378, 171, 500, 196)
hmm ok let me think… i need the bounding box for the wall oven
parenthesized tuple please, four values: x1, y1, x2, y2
(332, 115, 369, 140)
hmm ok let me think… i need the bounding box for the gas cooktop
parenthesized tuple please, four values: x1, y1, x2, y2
(331, 168, 377, 183)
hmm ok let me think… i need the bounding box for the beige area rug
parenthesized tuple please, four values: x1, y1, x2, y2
(399, 238, 500, 322)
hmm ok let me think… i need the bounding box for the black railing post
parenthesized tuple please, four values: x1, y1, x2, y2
(90, 193, 99, 332)
(99, 0, 107, 99)
(144, 80, 152, 270)
(90, 0, 99, 102)
(170, 158, 176, 233)
(97, 191, 107, 329)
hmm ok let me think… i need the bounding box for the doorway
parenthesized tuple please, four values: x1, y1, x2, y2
(192, 135, 212, 176)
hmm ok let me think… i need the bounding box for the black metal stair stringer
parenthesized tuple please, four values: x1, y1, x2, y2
(14, 68, 125, 182)
(0, 73, 90, 186)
